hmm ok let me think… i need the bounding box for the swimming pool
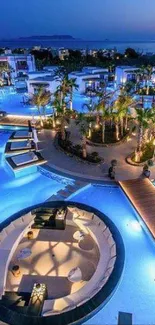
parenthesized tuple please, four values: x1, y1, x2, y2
(0, 125, 28, 131)
(0, 91, 96, 116)
(134, 95, 153, 109)
(0, 130, 69, 223)
(69, 184, 155, 325)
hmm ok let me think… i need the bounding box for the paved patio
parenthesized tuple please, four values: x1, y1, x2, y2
(38, 122, 155, 181)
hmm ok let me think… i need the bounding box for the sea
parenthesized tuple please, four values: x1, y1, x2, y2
(1, 39, 155, 53)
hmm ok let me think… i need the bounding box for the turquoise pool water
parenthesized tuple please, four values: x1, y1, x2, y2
(0, 130, 68, 223)
(69, 184, 155, 325)
(0, 125, 28, 131)
(0, 92, 93, 116)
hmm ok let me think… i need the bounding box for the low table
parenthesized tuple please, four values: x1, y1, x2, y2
(28, 283, 47, 316)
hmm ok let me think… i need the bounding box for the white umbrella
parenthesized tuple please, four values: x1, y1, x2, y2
(32, 128, 39, 151)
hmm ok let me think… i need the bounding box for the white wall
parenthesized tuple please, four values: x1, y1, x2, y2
(27, 78, 60, 95)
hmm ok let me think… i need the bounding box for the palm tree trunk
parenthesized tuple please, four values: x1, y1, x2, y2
(144, 128, 149, 143)
(82, 135, 87, 158)
(60, 91, 63, 109)
(38, 106, 43, 126)
(61, 117, 66, 140)
(136, 124, 143, 162)
(115, 121, 119, 141)
(88, 122, 92, 138)
(62, 102, 66, 113)
(146, 77, 150, 95)
(125, 116, 128, 130)
(120, 118, 124, 138)
(102, 119, 105, 143)
(96, 114, 100, 125)
(70, 89, 73, 111)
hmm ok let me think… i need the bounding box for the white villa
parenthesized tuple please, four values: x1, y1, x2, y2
(115, 66, 139, 86)
(0, 53, 36, 78)
(28, 71, 52, 80)
(69, 67, 108, 94)
(27, 75, 60, 95)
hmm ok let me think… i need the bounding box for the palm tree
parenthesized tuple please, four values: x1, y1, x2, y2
(135, 107, 153, 162)
(146, 65, 154, 95)
(68, 78, 79, 110)
(96, 99, 113, 143)
(139, 65, 153, 95)
(53, 91, 71, 141)
(82, 99, 96, 138)
(56, 75, 72, 111)
(77, 114, 89, 158)
(149, 106, 155, 141)
(31, 87, 51, 126)
(114, 90, 134, 135)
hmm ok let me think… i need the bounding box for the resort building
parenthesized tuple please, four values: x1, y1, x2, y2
(69, 68, 108, 94)
(0, 53, 36, 78)
(27, 75, 60, 95)
(28, 71, 52, 80)
(14, 71, 52, 92)
(43, 65, 62, 75)
(115, 66, 139, 86)
(82, 66, 109, 79)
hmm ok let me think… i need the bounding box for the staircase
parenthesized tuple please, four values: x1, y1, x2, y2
(46, 180, 89, 202)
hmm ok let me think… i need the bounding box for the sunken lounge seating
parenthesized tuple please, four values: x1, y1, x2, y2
(32, 207, 67, 230)
(0, 203, 124, 325)
(42, 207, 117, 316)
(0, 212, 34, 299)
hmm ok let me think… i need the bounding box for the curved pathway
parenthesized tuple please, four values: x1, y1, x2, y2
(38, 127, 155, 182)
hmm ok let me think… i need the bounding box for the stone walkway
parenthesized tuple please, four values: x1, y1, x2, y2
(38, 125, 155, 182)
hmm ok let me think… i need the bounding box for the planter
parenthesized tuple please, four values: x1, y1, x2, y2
(126, 152, 153, 167)
(55, 134, 103, 166)
(86, 130, 130, 147)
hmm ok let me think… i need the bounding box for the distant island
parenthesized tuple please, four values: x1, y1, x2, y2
(19, 35, 76, 40)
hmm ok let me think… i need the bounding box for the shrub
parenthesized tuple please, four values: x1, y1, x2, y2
(72, 144, 82, 153)
(91, 151, 99, 158)
(148, 159, 154, 167)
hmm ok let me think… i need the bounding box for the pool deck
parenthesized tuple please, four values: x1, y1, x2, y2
(119, 178, 155, 239)
(0, 116, 40, 128)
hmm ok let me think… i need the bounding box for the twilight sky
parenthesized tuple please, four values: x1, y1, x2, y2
(1, 0, 155, 40)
